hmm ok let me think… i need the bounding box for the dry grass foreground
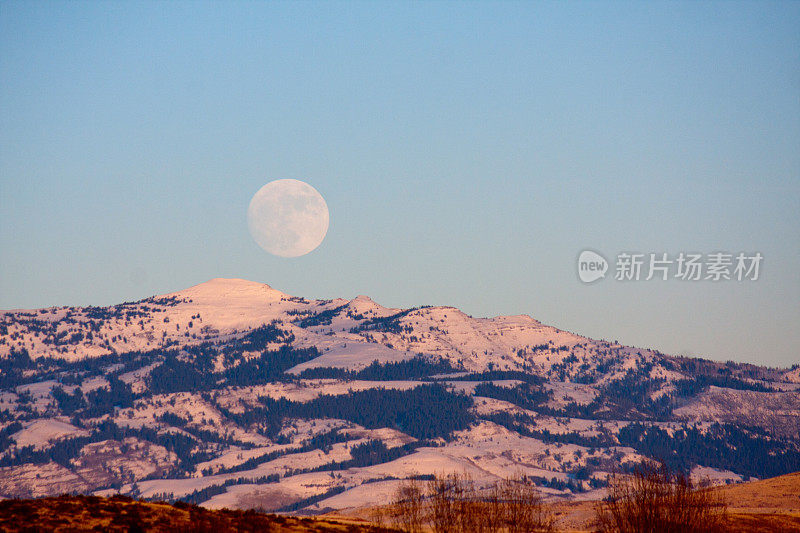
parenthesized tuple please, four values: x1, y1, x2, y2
(340, 470, 800, 532)
(547, 471, 800, 532)
(0, 494, 395, 533)
(2, 472, 798, 532)
(716, 471, 800, 533)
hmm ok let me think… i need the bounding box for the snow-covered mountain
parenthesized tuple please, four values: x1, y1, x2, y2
(0, 278, 597, 372)
(1, 278, 798, 512)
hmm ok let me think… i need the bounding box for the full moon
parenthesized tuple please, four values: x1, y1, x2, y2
(247, 179, 329, 258)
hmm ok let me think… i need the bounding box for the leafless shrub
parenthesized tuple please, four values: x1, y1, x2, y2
(389, 473, 554, 533)
(423, 474, 453, 533)
(595, 463, 728, 533)
(497, 476, 554, 533)
(391, 477, 425, 533)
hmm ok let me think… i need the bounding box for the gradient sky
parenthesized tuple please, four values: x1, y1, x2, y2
(1, 2, 798, 367)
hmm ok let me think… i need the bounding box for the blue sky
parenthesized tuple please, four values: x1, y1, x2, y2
(1, 1, 798, 367)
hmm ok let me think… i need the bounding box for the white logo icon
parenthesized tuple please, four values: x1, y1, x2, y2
(578, 250, 608, 283)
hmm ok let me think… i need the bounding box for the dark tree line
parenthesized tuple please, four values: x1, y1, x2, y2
(297, 356, 461, 381)
(473, 382, 552, 410)
(226, 384, 474, 441)
(618, 422, 800, 479)
(348, 308, 423, 335)
(147, 325, 319, 393)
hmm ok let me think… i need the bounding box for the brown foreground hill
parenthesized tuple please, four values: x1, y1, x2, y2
(333, 471, 800, 532)
(0, 495, 393, 533)
(530, 472, 800, 532)
(715, 472, 800, 532)
(1, 473, 798, 532)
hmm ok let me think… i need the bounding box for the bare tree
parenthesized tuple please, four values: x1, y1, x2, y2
(389, 473, 554, 533)
(498, 476, 555, 533)
(451, 474, 492, 533)
(427, 474, 459, 533)
(391, 477, 425, 533)
(595, 463, 728, 533)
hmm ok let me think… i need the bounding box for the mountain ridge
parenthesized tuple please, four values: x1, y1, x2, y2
(0, 277, 798, 512)
(4, 276, 791, 378)
(0, 277, 641, 375)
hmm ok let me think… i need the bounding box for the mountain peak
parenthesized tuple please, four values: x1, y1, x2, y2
(345, 294, 398, 317)
(203, 277, 275, 291)
(167, 278, 287, 304)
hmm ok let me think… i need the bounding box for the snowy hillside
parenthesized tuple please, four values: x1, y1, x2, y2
(1, 278, 798, 512)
